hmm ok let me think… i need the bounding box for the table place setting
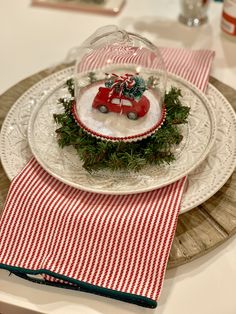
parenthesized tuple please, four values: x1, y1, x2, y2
(0, 25, 236, 309)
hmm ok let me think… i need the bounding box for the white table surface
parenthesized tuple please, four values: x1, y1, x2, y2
(0, 1, 236, 313)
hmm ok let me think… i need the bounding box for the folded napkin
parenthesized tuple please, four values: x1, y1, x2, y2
(0, 48, 214, 308)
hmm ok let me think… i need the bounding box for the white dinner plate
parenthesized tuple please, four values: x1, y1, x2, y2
(1, 67, 235, 213)
(27, 71, 216, 195)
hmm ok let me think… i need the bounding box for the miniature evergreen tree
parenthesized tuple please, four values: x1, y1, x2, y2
(105, 73, 147, 101)
(88, 72, 97, 84)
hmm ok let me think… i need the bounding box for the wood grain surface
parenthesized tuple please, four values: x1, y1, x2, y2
(0, 65, 235, 269)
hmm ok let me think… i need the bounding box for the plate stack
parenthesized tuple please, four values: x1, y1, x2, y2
(1, 65, 236, 214)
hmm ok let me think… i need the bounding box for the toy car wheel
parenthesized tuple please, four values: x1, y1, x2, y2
(127, 112, 138, 120)
(98, 105, 108, 113)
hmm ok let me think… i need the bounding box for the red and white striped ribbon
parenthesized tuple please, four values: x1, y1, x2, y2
(0, 47, 214, 307)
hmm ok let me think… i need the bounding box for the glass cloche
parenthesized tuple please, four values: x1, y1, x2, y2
(73, 25, 167, 142)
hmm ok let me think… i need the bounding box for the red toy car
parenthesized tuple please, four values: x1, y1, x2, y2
(92, 87, 150, 120)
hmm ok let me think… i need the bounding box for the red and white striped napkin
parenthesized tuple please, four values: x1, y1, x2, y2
(0, 48, 214, 308)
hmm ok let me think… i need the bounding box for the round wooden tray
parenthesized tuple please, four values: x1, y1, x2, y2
(0, 64, 235, 269)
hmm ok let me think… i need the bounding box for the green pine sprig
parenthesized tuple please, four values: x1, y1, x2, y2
(53, 79, 190, 172)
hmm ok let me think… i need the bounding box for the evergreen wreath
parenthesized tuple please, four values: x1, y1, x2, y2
(53, 78, 190, 172)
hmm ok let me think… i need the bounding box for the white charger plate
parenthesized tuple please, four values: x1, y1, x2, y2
(1, 67, 235, 213)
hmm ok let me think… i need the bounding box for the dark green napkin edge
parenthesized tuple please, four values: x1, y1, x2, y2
(0, 263, 157, 308)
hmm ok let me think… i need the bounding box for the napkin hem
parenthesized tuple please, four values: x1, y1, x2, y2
(0, 263, 157, 308)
